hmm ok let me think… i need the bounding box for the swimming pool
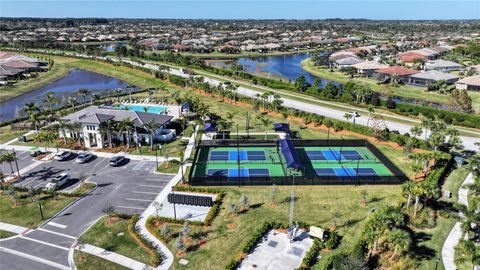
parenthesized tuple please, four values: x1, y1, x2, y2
(117, 104, 168, 114)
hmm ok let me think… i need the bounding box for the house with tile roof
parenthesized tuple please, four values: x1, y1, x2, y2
(425, 60, 462, 72)
(456, 76, 480, 91)
(408, 70, 459, 87)
(375, 66, 419, 84)
(352, 61, 388, 77)
(61, 106, 174, 148)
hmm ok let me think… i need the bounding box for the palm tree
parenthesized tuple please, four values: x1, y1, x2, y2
(78, 88, 91, 105)
(99, 120, 117, 148)
(388, 229, 411, 260)
(428, 132, 445, 152)
(22, 103, 41, 131)
(412, 184, 425, 217)
(366, 105, 374, 127)
(119, 118, 135, 148)
(217, 119, 231, 140)
(420, 116, 432, 140)
(69, 122, 83, 145)
(144, 119, 160, 150)
(258, 117, 273, 139)
(410, 126, 422, 138)
(58, 121, 68, 143)
(68, 96, 77, 111)
(401, 180, 415, 209)
(343, 112, 352, 123)
(1, 152, 17, 175)
(90, 93, 101, 105)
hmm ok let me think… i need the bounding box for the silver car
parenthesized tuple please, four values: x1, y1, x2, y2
(45, 173, 70, 191)
(76, 153, 95, 164)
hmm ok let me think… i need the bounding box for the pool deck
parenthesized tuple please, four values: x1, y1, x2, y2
(120, 102, 181, 119)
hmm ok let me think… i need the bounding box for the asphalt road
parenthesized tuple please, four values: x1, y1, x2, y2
(0, 151, 174, 270)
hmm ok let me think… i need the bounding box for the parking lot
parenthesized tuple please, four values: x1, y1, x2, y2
(3, 150, 174, 216)
(1, 150, 176, 270)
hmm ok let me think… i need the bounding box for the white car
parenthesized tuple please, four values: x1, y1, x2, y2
(55, 151, 72, 161)
(45, 173, 70, 191)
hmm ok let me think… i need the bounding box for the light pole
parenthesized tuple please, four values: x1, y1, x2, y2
(171, 187, 177, 219)
(155, 145, 159, 169)
(37, 201, 44, 220)
(12, 149, 20, 178)
(434, 258, 439, 270)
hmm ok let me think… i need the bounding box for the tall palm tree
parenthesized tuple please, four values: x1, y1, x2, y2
(144, 119, 159, 150)
(91, 93, 101, 105)
(410, 126, 422, 138)
(343, 112, 352, 123)
(401, 180, 415, 209)
(258, 117, 273, 140)
(22, 103, 41, 131)
(420, 116, 432, 140)
(388, 229, 411, 260)
(366, 105, 374, 127)
(99, 120, 117, 148)
(412, 184, 425, 217)
(119, 118, 135, 148)
(78, 88, 91, 105)
(1, 152, 16, 175)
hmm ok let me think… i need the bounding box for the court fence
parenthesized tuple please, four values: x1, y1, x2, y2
(189, 139, 408, 186)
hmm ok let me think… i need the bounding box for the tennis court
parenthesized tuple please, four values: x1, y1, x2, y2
(190, 141, 400, 185)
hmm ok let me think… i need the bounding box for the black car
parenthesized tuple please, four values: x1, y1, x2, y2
(109, 156, 125, 166)
(30, 150, 45, 157)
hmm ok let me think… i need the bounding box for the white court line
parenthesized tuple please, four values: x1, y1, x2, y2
(138, 184, 164, 188)
(36, 228, 76, 240)
(117, 205, 146, 210)
(125, 198, 152, 202)
(20, 236, 70, 251)
(47, 222, 68, 229)
(0, 247, 70, 270)
(132, 191, 158, 195)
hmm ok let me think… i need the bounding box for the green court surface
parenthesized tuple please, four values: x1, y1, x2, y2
(192, 145, 393, 179)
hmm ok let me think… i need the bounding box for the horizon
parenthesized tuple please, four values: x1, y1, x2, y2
(1, 1, 479, 20)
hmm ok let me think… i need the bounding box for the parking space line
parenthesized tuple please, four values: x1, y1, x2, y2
(143, 178, 171, 182)
(132, 161, 146, 171)
(125, 198, 152, 202)
(0, 247, 70, 270)
(117, 205, 146, 210)
(36, 228, 76, 240)
(33, 181, 47, 189)
(47, 222, 68, 229)
(138, 184, 164, 188)
(20, 236, 70, 251)
(93, 158, 107, 167)
(132, 191, 158, 195)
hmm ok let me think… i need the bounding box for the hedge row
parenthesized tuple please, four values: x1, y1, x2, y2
(128, 215, 162, 267)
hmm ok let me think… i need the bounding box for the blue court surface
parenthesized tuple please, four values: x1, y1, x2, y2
(209, 150, 266, 161)
(314, 168, 378, 177)
(207, 168, 270, 177)
(306, 150, 364, 161)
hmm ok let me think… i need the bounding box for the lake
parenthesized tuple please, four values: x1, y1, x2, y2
(0, 69, 132, 122)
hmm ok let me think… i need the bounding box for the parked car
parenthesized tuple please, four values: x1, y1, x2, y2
(55, 151, 72, 161)
(109, 156, 125, 166)
(45, 173, 70, 191)
(348, 111, 360, 117)
(76, 153, 95, 164)
(30, 150, 45, 157)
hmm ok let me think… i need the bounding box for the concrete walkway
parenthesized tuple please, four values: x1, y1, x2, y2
(76, 244, 152, 270)
(442, 172, 473, 270)
(136, 125, 199, 270)
(0, 222, 29, 235)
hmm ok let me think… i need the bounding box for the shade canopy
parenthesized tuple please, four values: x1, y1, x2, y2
(279, 139, 303, 169)
(203, 123, 217, 132)
(273, 123, 291, 133)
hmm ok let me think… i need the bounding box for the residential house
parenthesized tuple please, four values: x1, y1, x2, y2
(352, 61, 388, 77)
(425, 60, 462, 72)
(408, 70, 459, 87)
(334, 57, 364, 69)
(456, 76, 480, 91)
(60, 106, 173, 149)
(399, 51, 427, 63)
(375, 66, 419, 84)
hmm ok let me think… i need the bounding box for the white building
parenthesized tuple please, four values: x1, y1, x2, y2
(60, 106, 174, 149)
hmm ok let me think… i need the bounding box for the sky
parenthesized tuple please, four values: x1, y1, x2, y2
(1, 0, 479, 20)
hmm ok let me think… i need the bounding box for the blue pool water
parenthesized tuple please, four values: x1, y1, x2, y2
(117, 104, 168, 114)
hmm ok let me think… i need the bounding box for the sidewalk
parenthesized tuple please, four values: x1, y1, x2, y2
(136, 125, 199, 270)
(76, 244, 152, 270)
(442, 172, 473, 269)
(0, 222, 29, 235)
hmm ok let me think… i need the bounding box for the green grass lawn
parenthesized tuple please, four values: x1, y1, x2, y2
(166, 185, 401, 270)
(0, 229, 16, 239)
(78, 216, 154, 266)
(301, 59, 480, 112)
(442, 165, 470, 203)
(0, 191, 77, 228)
(156, 161, 181, 174)
(74, 251, 129, 270)
(0, 125, 28, 144)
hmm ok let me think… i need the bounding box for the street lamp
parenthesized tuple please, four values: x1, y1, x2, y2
(171, 187, 177, 219)
(155, 145, 159, 169)
(434, 257, 439, 270)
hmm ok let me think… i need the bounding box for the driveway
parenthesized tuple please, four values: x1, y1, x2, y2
(0, 152, 174, 270)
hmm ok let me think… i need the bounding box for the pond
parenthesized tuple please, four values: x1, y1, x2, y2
(207, 53, 447, 109)
(207, 52, 341, 88)
(0, 69, 135, 122)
